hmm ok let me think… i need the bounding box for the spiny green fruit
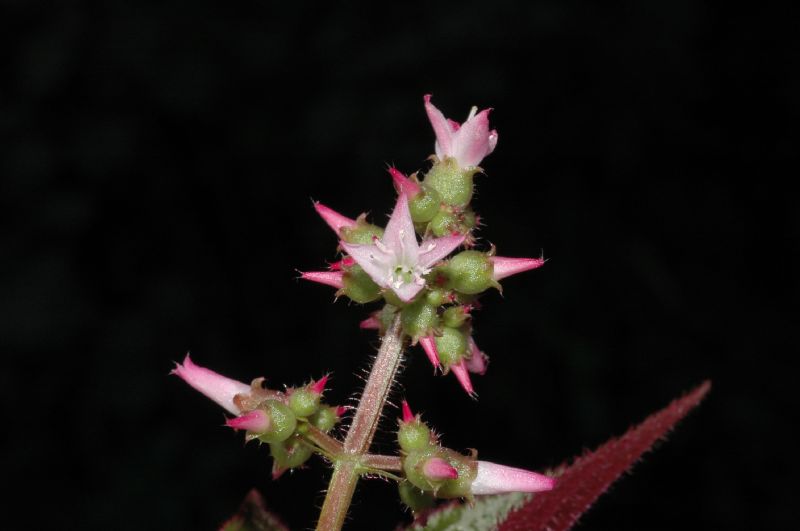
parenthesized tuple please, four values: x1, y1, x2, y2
(309, 406, 340, 433)
(401, 299, 439, 339)
(289, 388, 320, 418)
(398, 420, 432, 453)
(270, 436, 313, 470)
(408, 185, 442, 223)
(339, 219, 384, 244)
(398, 480, 436, 514)
(442, 305, 470, 328)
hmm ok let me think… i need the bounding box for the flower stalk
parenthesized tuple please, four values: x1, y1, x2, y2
(316, 314, 405, 531)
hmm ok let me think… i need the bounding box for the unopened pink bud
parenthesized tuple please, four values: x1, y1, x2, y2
(329, 256, 355, 271)
(310, 374, 329, 395)
(401, 400, 415, 423)
(419, 335, 441, 369)
(450, 359, 476, 397)
(226, 409, 270, 433)
(424, 94, 498, 168)
(313, 202, 357, 236)
(171, 354, 251, 415)
(300, 270, 345, 289)
(359, 315, 381, 329)
(335, 405, 348, 417)
(465, 337, 489, 375)
(423, 457, 459, 481)
(388, 166, 421, 198)
(490, 256, 545, 281)
(471, 461, 556, 495)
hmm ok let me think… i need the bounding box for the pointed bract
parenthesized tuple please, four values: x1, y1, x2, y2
(471, 461, 556, 495)
(424, 94, 498, 168)
(310, 375, 329, 395)
(389, 167, 421, 198)
(419, 335, 441, 369)
(314, 202, 357, 236)
(423, 457, 459, 481)
(401, 400, 415, 424)
(226, 409, 271, 433)
(341, 195, 465, 302)
(450, 359, 476, 397)
(300, 270, 345, 290)
(490, 256, 545, 281)
(171, 354, 251, 415)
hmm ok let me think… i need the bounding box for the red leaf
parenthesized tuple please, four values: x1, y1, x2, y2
(500, 381, 711, 531)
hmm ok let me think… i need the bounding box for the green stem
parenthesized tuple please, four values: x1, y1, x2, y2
(315, 314, 405, 531)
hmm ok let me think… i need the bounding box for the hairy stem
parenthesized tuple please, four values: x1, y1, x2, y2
(316, 314, 404, 531)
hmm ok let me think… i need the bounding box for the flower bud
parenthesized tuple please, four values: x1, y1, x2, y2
(490, 255, 545, 281)
(225, 409, 270, 433)
(424, 157, 475, 207)
(270, 436, 313, 477)
(309, 405, 340, 433)
(401, 299, 439, 340)
(434, 327, 468, 367)
(429, 210, 459, 238)
(339, 215, 384, 244)
(442, 305, 470, 328)
(300, 270, 345, 290)
(408, 185, 442, 224)
(444, 250, 494, 295)
(342, 264, 382, 303)
(398, 400, 432, 452)
(403, 448, 476, 496)
(313, 202, 357, 236)
(254, 400, 297, 444)
(289, 388, 321, 418)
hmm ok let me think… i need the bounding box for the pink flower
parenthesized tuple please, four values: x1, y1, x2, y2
(465, 336, 489, 375)
(341, 194, 465, 302)
(471, 461, 556, 495)
(424, 94, 498, 168)
(171, 354, 251, 415)
(226, 409, 270, 433)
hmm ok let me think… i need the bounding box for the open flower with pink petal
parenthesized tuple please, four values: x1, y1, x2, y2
(341, 194, 465, 302)
(470, 461, 556, 495)
(424, 94, 498, 169)
(171, 354, 251, 415)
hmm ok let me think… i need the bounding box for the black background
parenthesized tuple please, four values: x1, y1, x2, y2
(2, 1, 797, 530)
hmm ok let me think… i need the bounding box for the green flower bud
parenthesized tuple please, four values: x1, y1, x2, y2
(398, 421, 432, 453)
(310, 406, 339, 433)
(424, 158, 475, 207)
(425, 288, 449, 307)
(401, 299, 440, 339)
(445, 250, 494, 295)
(434, 327, 468, 367)
(289, 388, 320, 418)
(342, 265, 382, 303)
(339, 218, 384, 244)
(270, 436, 313, 470)
(442, 306, 470, 328)
(398, 481, 435, 514)
(408, 185, 442, 223)
(257, 400, 297, 444)
(429, 210, 459, 237)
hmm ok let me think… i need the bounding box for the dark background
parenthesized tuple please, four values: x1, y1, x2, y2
(2, 1, 797, 529)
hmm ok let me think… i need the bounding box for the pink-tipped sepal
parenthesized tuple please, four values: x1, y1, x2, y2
(171, 354, 251, 415)
(389, 166, 421, 198)
(299, 270, 345, 290)
(449, 359, 476, 398)
(309, 374, 329, 395)
(490, 255, 545, 281)
(313, 202, 357, 236)
(470, 461, 557, 495)
(418, 335, 442, 370)
(359, 314, 381, 330)
(226, 409, 271, 434)
(423, 457, 459, 481)
(401, 400, 416, 424)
